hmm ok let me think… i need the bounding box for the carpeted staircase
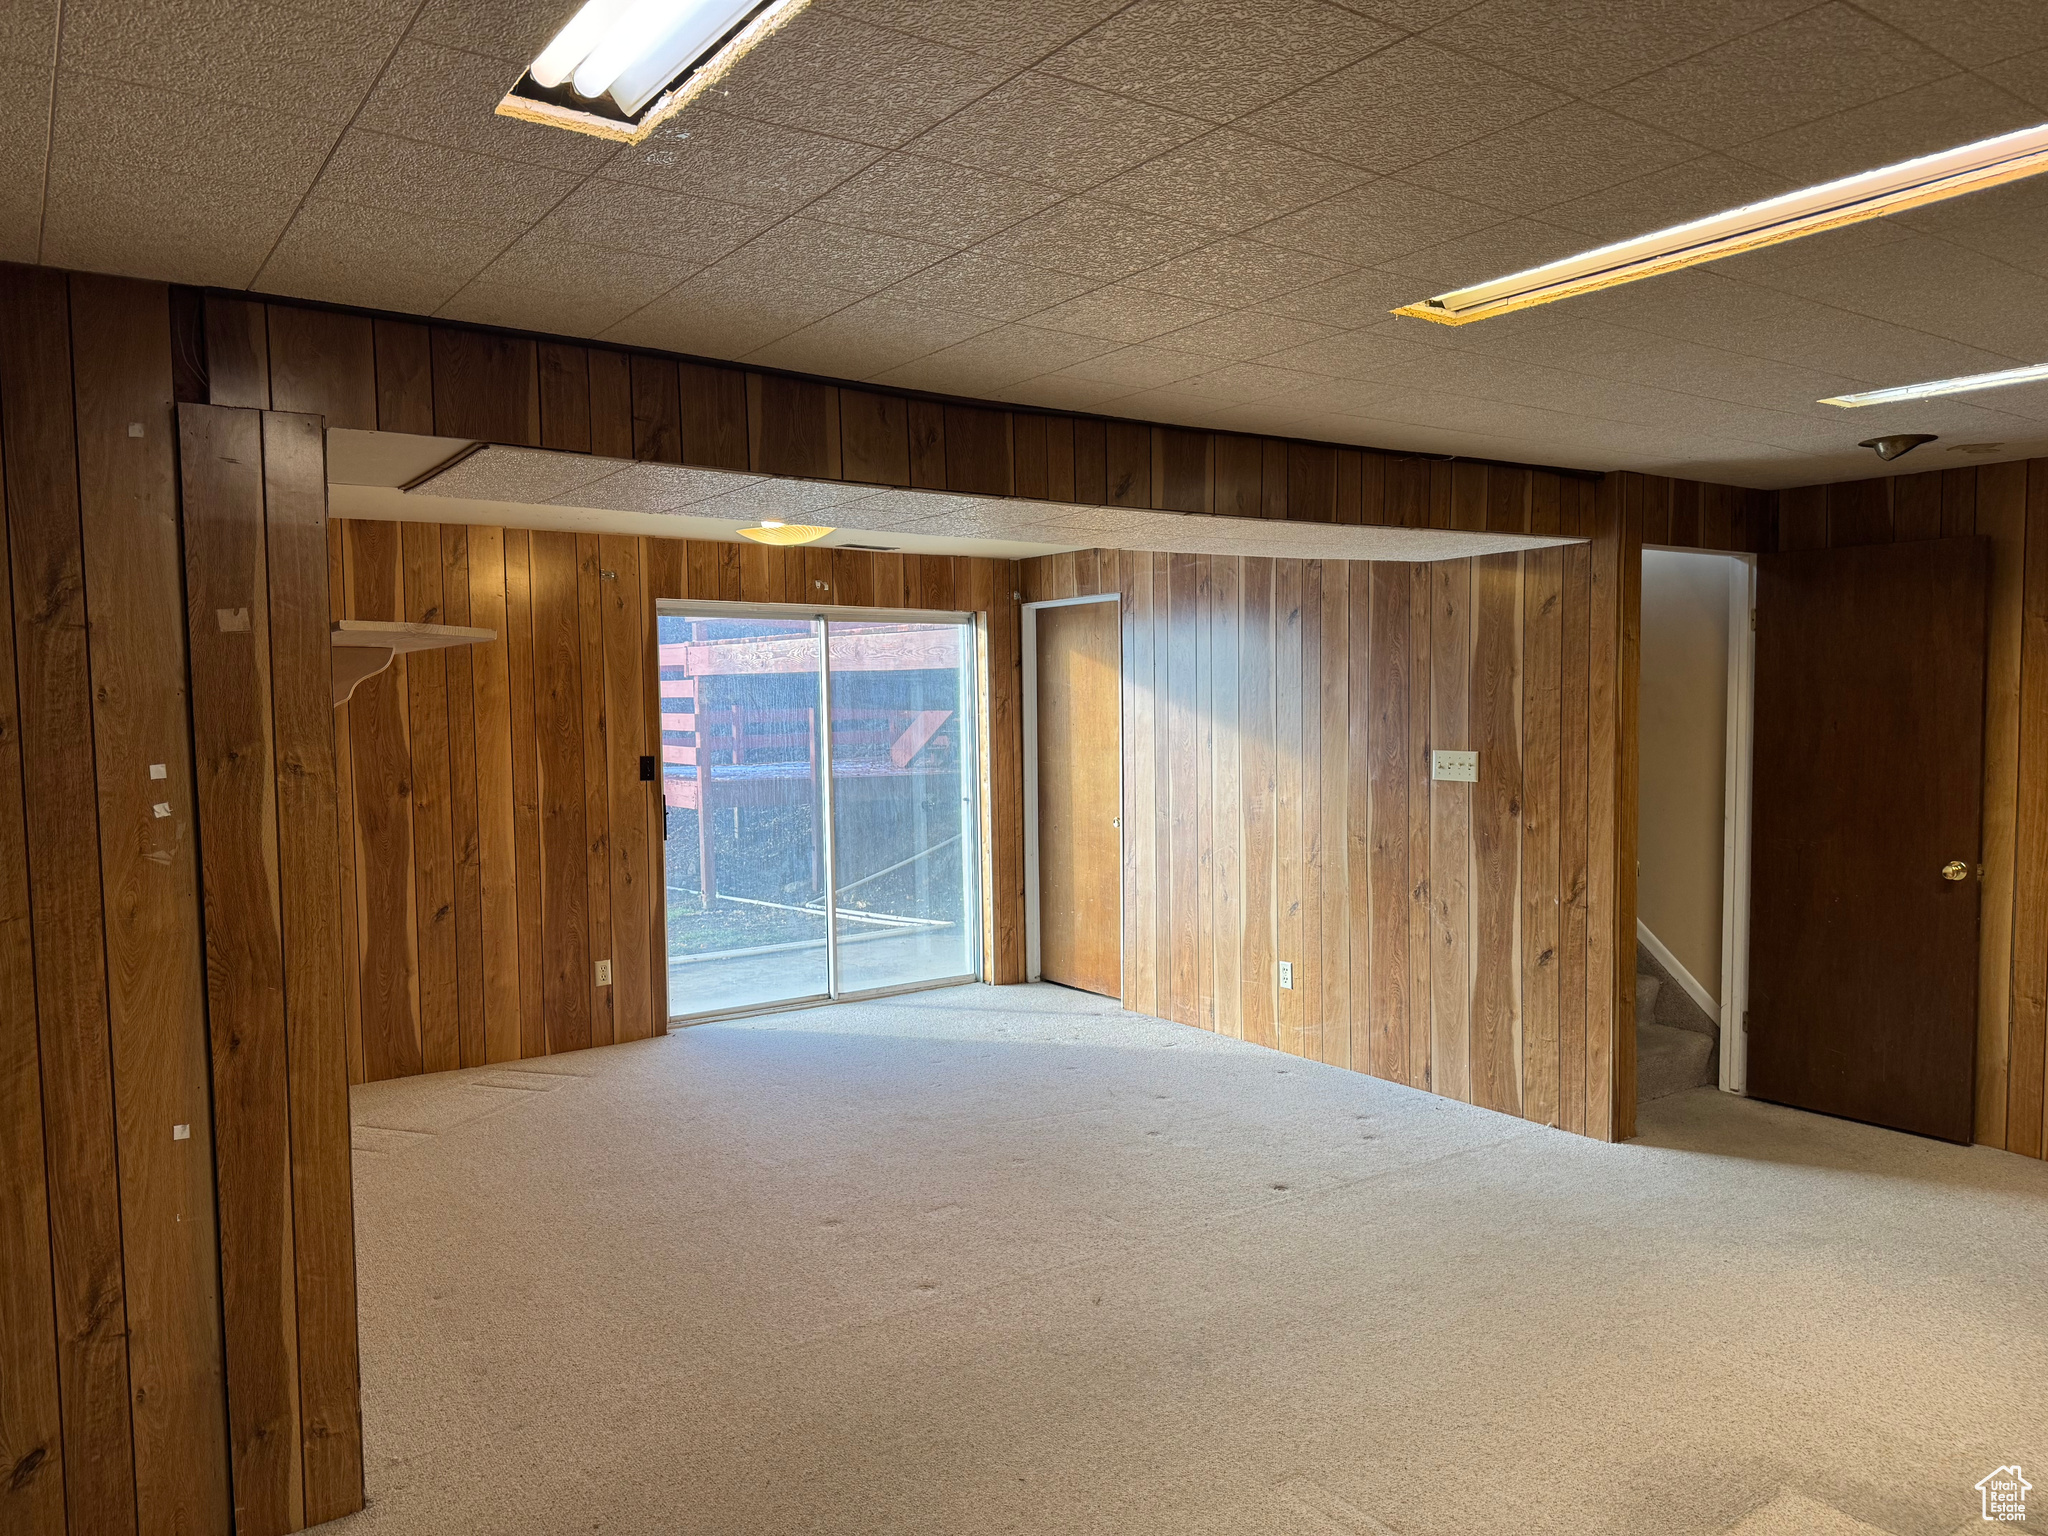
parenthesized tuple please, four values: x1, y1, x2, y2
(1637, 940, 1719, 1101)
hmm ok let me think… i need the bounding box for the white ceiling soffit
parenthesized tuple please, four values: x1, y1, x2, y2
(398, 442, 1581, 562)
(26, 1, 2048, 490)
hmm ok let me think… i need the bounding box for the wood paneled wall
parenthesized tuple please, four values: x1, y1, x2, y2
(331, 519, 1025, 1081)
(0, 266, 360, 1535)
(1024, 463, 1646, 1138)
(1773, 464, 2047, 1162)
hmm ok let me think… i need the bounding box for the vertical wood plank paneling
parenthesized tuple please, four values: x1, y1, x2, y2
(1976, 463, 2026, 1149)
(988, 564, 1026, 986)
(588, 349, 633, 459)
(1074, 419, 1107, 506)
(578, 538, 613, 1047)
(259, 412, 364, 1525)
(539, 343, 593, 455)
(1276, 560, 1306, 1056)
(266, 306, 376, 429)
(178, 404, 304, 1536)
(1585, 477, 1621, 1141)
(331, 520, 363, 1086)
(1107, 421, 1150, 507)
(1894, 471, 1942, 543)
(1615, 476, 1644, 1141)
(678, 363, 749, 470)
(403, 523, 459, 1075)
(2009, 462, 2048, 1159)
(71, 275, 232, 1536)
(1044, 416, 1076, 502)
(753, 375, 836, 479)
(532, 532, 592, 1054)
(1320, 560, 1350, 1068)
(1521, 541, 1562, 1128)
(1169, 553, 1198, 1025)
(601, 535, 653, 1042)
(372, 320, 433, 435)
(505, 531, 548, 1061)
(467, 526, 524, 1064)
(1293, 561, 1320, 1059)
(1558, 488, 1593, 1135)
(1215, 435, 1262, 518)
(1261, 440, 1288, 519)
(1160, 428, 1207, 512)
(1213, 554, 1242, 1042)
(0, 267, 137, 1536)
(1240, 557, 1277, 1048)
(346, 519, 421, 1080)
(1196, 556, 1216, 1027)
(441, 526, 486, 1069)
(204, 296, 270, 408)
(0, 351, 63, 1532)
(842, 389, 910, 486)
(1429, 557, 1471, 1101)
(945, 405, 1012, 496)
(908, 400, 946, 489)
(1471, 553, 1523, 1115)
(628, 354, 679, 464)
(431, 329, 540, 445)
(1125, 554, 1157, 1018)
(1366, 563, 1407, 1081)
(1942, 467, 1979, 540)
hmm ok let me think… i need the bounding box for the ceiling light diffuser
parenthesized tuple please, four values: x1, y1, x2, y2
(737, 522, 834, 546)
(1820, 361, 2048, 407)
(1392, 121, 2048, 326)
(499, 0, 812, 143)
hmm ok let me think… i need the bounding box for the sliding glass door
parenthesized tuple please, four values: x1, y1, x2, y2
(659, 605, 981, 1019)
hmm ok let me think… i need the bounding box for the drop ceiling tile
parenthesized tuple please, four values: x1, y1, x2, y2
(1399, 103, 1697, 216)
(972, 199, 1215, 281)
(438, 283, 658, 339)
(995, 374, 1139, 411)
(1255, 326, 1449, 380)
(1141, 359, 1317, 403)
(878, 252, 1100, 322)
(314, 129, 582, 235)
(1890, 175, 2048, 279)
(534, 179, 777, 267)
(1252, 267, 1418, 326)
(560, 462, 757, 512)
(409, 0, 572, 65)
(1254, 378, 1407, 417)
(714, 11, 1009, 150)
(1251, 178, 1503, 264)
(1025, 285, 1222, 343)
(803, 155, 1064, 246)
(1041, 0, 1399, 122)
(1725, 72, 2041, 187)
(1984, 46, 2048, 111)
(1125, 236, 1351, 305)
(1154, 310, 1339, 361)
(446, 235, 699, 326)
(41, 161, 300, 287)
(604, 273, 864, 359)
(1420, 0, 1812, 96)
(353, 40, 619, 174)
(1721, 235, 2048, 362)
(867, 325, 1119, 392)
(0, 0, 56, 61)
(816, 0, 1131, 68)
(1239, 39, 1565, 173)
(1849, 0, 2048, 68)
(1052, 344, 1220, 389)
(1537, 154, 1789, 242)
(49, 69, 335, 195)
(1373, 218, 1588, 289)
(1088, 130, 1367, 234)
(705, 219, 951, 297)
(60, 0, 398, 122)
(604, 109, 885, 213)
(743, 295, 997, 378)
(1335, 0, 1489, 26)
(257, 194, 510, 312)
(1594, 3, 1958, 152)
(906, 73, 1207, 194)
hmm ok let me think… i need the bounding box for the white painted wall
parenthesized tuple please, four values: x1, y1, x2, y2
(1639, 550, 1735, 1003)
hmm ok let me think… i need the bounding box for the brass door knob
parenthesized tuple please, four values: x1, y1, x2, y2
(1941, 860, 1969, 882)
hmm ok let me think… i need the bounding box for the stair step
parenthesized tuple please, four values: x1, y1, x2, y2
(1635, 972, 1662, 1018)
(1638, 1021, 1715, 1101)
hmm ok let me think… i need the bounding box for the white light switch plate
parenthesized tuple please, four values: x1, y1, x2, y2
(1279, 961, 1293, 990)
(1432, 750, 1479, 782)
(594, 959, 612, 986)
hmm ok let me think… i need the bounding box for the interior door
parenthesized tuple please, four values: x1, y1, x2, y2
(1748, 535, 1988, 1142)
(1036, 600, 1121, 997)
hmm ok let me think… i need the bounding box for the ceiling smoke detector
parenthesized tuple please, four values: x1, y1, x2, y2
(1859, 434, 1938, 462)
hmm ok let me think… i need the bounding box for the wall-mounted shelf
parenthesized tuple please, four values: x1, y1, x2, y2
(332, 619, 495, 706)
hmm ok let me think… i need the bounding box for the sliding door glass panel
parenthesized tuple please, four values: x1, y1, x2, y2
(660, 614, 829, 1015)
(824, 620, 980, 993)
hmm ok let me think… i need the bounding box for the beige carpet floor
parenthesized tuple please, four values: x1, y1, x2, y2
(337, 983, 2047, 1536)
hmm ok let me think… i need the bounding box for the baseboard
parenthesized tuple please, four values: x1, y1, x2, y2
(1637, 920, 1719, 1021)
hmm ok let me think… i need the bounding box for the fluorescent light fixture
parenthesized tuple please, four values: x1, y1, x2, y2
(1393, 121, 2048, 326)
(498, 0, 812, 143)
(1821, 361, 2048, 407)
(737, 521, 833, 546)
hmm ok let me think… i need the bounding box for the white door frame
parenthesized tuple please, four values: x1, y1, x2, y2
(1719, 554, 1757, 1094)
(1021, 593, 1121, 985)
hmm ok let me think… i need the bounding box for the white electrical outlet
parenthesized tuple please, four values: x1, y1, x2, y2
(1279, 960, 1293, 990)
(594, 959, 612, 986)
(1432, 749, 1479, 782)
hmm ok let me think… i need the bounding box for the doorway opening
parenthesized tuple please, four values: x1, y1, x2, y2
(657, 602, 983, 1021)
(1636, 548, 1754, 1107)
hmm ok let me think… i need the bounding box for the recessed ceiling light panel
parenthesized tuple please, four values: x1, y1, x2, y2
(1393, 122, 2048, 326)
(1821, 361, 2048, 407)
(737, 522, 834, 546)
(498, 0, 812, 143)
